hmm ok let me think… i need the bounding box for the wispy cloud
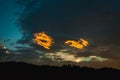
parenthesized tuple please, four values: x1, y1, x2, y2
(45, 49, 108, 63)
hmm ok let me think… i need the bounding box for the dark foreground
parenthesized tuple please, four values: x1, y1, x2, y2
(0, 62, 120, 79)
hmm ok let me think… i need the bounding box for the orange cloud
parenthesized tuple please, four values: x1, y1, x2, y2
(33, 32, 53, 49)
(65, 38, 88, 49)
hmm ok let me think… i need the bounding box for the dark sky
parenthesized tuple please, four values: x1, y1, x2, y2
(17, 0, 120, 44)
(0, 0, 120, 69)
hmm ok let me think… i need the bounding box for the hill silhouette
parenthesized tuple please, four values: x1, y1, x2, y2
(0, 62, 120, 79)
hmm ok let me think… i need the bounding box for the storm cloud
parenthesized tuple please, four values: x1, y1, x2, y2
(14, 0, 120, 68)
(17, 0, 120, 44)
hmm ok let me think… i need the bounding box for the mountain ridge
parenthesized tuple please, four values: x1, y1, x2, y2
(0, 62, 120, 79)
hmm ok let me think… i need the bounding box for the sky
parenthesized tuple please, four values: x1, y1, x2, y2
(0, 0, 120, 69)
(0, 0, 24, 50)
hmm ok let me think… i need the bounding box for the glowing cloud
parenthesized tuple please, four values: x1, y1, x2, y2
(65, 38, 88, 49)
(33, 32, 53, 49)
(45, 50, 108, 63)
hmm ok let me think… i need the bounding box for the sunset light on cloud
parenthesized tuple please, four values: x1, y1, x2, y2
(0, 0, 120, 69)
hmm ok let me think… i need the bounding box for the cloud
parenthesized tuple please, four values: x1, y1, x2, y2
(12, 46, 42, 61)
(16, 0, 120, 47)
(45, 49, 108, 63)
(14, 0, 120, 68)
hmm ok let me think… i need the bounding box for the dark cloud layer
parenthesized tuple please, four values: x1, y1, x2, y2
(14, 0, 120, 68)
(17, 0, 120, 45)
